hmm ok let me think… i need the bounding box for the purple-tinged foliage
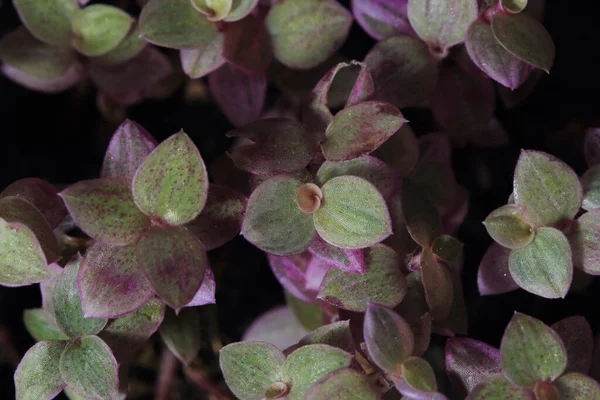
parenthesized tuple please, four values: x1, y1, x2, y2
(180, 32, 226, 79)
(242, 306, 308, 350)
(222, 15, 272, 72)
(446, 338, 502, 395)
(351, 0, 414, 41)
(477, 243, 519, 295)
(309, 236, 365, 274)
(551, 316, 594, 375)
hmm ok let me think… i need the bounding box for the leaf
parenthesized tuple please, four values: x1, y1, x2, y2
(132, 132, 208, 226)
(136, 226, 208, 311)
(467, 374, 535, 400)
(185, 268, 217, 306)
(180, 32, 225, 79)
(569, 210, 600, 275)
(59, 178, 149, 244)
(14, 341, 66, 400)
(101, 119, 157, 181)
(372, 125, 419, 177)
(24, 309, 69, 341)
(283, 344, 352, 400)
(394, 357, 439, 398)
(445, 338, 502, 394)
(265, 0, 352, 69)
(223, 15, 272, 72)
(71, 5, 133, 56)
(79, 242, 154, 318)
(298, 320, 354, 353)
(268, 253, 314, 302)
(308, 236, 365, 274)
(364, 36, 438, 109)
(551, 316, 594, 375)
(364, 304, 414, 374)
(13, 0, 79, 46)
(431, 235, 463, 262)
(1, 60, 82, 94)
(483, 205, 535, 249)
(219, 341, 285, 400)
(139, 0, 219, 49)
(318, 244, 406, 311)
(513, 150, 582, 227)
(412, 313, 432, 357)
(59, 336, 119, 400)
(407, 0, 477, 49)
(585, 128, 600, 167)
(477, 243, 519, 296)
(54, 257, 107, 338)
(401, 180, 443, 247)
(351, 0, 414, 41)
(501, 0, 528, 13)
(509, 227, 572, 298)
(286, 292, 324, 331)
(492, 12, 555, 71)
(421, 248, 454, 322)
(224, 0, 259, 21)
(208, 64, 267, 127)
(501, 312, 567, 388)
(227, 118, 317, 175)
(91, 23, 147, 65)
(99, 298, 165, 363)
(242, 176, 315, 255)
(581, 166, 600, 211)
(159, 308, 202, 364)
(555, 373, 600, 399)
(304, 368, 379, 400)
(40, 264, 64, 328)
(243, 306, 308, 350)
(191, 0, 232, 20)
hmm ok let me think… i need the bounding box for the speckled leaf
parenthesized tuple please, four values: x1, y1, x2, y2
(509, 227, 572, 299)
(71, 5, 133, 56)
(445, 338, 502, 394)
(159, 307, 201, 364)
(59, 336, 119, 400)
(224, 0, 258, 21)
(569, 210, 600, 275)
(308, 236, 365, 274)
(513, 150, 582, 226)
(223, 15, 272, 72)
(585, 128, 600, 167)
(467, 374, 535, 400)
(40, 264, 63, 328)
(551, 316, 593, 375)
(352, 0, 413, 40)
(243, 306, 308, 350)
(14, 340, 66, 400)
(136, 226, 208, 311)
(581, 166, 600, 211)
(364, 304, 414, 374)
(13, 0, 79, 46)
(492, 12, 555, 71)
(407, 0, 477, 49)
(555, 373, 600, 399)
(24, 309, 68, 341)
(421, 248, 454, 322)
(318, 244, 405, 311)
(314, 176, 391, 249)
(372, 125, 419, 177)
(79, 242, 154, 318)
(305, 368, 379, 400)
(484, 205, 534, 249)
(477, 243, 519, 296)
(265, 0, 352, 69)
(180, 32, 225, 79)
(298, 320, 354, 353)
(191, 0, 232, 20)
(242, 176, 315, 255)
(220, 341, 285, 400)
(227, 118, 317, 175)
(91, 23, 147, 65)
(394, 357, 440, 399)
(501, 313, 567, 388)
(401, 180, 443, 247)
(139, 0, 218, 49)
(99, 298, 165, 363)
(101, 119, 157, 181)
(283, 344, 352, 400)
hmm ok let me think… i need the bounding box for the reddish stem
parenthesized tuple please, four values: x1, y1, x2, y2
(155, 347, 178, 400)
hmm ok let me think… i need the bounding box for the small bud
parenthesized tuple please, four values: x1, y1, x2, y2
(296, 183, 323, 214)
(533, 381, 560, 400)
(265, 381, 290, 399)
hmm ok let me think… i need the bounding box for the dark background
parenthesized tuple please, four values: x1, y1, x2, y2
(1, 0, 600, 398)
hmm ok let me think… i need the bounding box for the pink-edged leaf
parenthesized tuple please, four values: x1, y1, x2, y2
(101, 120, 157, 181)
(185, 184, 246, 251)
(364, 303, 414, 374)
(40, 263, 63, 328)
(304, 368, 379, 400)
(14, 340, 67, 400)
(185, 268, 216, 307)
(392, 357, 445, 399)
(477, 243, 519, 296)
(351, 0, 414, 40)
(372, 125, 419, 177)
(305, 257, 332, 293)
(268, 252, 314, 302)
(467, 374, 535, 400)
(483, 204, 535, 249)
(223, 15, 272, 72)
(497, 69, 544, 110)
(466, 17, 532, 89)
(446, 338, 502, 394)
(420, 248, 454, 322)
(180, 32, 225, 79)
(208, 63, 267, 127)
(555, 373, 600, 399)
(23, 308, 68, 341)
(1, 61, 83, 93)
(551, 316, 594, 375)
(242, 306, 308, 350)
(60, 178, 149, 244)
(364, 36, 438, 109)
(308, 236, 365, 274)
(298, 320, 354, 353)
(227, 118, 317, 175)
(585, 128, 600, 167)
(79, 242, 154, 318)
(158, 307, 201, 364)
(569, 209, 600, 275)
(581, 166, 600, 211)
(443, 185, 470, 234)
(136, 226, 208, 311)
(90, 47, 173, 106)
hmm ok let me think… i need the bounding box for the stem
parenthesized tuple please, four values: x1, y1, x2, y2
(184, 366, 232, 400)
(155, 347, 178, 400)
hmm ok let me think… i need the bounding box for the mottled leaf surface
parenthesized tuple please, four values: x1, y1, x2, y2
(180, 32, 225, 79)
(0, 219, 49, 286)
(243, 306, 308, 350)
(13, 0, 79, 46)
(298, 320, 354, 353)
(24, 309, 68, 341)
(445, 338, 502, 393)
(14, 341, 66, 400)
(581, 166, 600, 211)
(421, 248, 454, 322)
(555, 373, 600, 399)
(467, 374, 535, 400)
(304, 368, 378, 400)
(401, 180, 443, 247)
(308, 236, 365, 274)
(223, 15, 271, 72)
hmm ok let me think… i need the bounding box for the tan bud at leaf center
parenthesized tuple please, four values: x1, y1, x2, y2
(265, 381, 290, 399)
(534, 381, 560, 400)
(296, 183, 323, 214)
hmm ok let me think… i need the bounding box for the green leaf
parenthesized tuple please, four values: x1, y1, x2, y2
(501, 0, 528, 13)
(492, 12, 555, 72)
(71, 5, 133, 56)
(283, 344, 352, 400)
(397, 357, 437, 393)
(220, 341, 286, 400)
(191, 0, 232, 21)
(139, 0, 219, 49)
(304, 368, 379, 400)
(467, 374, 535, 399)
(569, 210, 600, 275)
(513, 150, 582, 227)
(53, 257, 107, 338)
(509, 227, 572, 298)
(64, 387, 86, 400)
(318, 244, 406, 311)
(421, 248, 454, 321)
(24, 309, 69, 341)
(132, 131, 209, 226)
(242, 176, 315, 255)
(314, 176, 391, 249)
(581, 165, 600, 211)
(483, 204, 535, 249)
(298, 321, 354, 353)
(59, 178, 150, 244)
(401, 180, 443, 247)
(59, 336, 119, 400)
(159, 307, 202, 365)
(431, 235, 463, 262)
(180, 32, 225, 78)
(92, 23, 147, 65)
(555, 373, 600, 400)
(13, 0, 79, 46)
(14, 341, 66, 400)
(265, 0, 352, 69)
(224, 0, 259, 22)
(501, 312, 567, 388)
(285, 291, 324, 331)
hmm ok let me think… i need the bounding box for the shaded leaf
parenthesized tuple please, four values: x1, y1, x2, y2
(309, 236, 365, 274)
(159, 307, 201, 364)
(224, 0, 259, 21)
(501, 0, 528, 13)
(243, 306, 308, 350)
(581, 166, 600, 211)
(394, 357, 440, 399)
(1, 60, 83, 93)
(0, 219, 49, 286)
(298, 320, 354, 353)
(483, 204, 534, 249)
(411, 313, 432, 357)
(40, 264, 63, 328)
(555, 373, 600, 400)
(185, 268, 216, 306)
(14, 341, 66, 400)
(286, 291, 325, 331)
(569, 209, 600, 275)
(421, 248, 454, 322)
(551, 316, 594, 375)
(445, 338, 502, 394)
(71, 5, 133, 56)
(477, 243, 518, 296)
(351, 0, 414, 41)
(401, 180, 443, 247)
(467, 374, 535, 400)
(223, 15, 272, 72)
(91, 23, 147, 65)
(304, 368, 379, 400)
(268, 252, 314, 302)
(431, 235, 463, 262)
(372, 125, 419, 177)
(23, 309, 68, 341)
(584, 128, 600, 167)
(13, 0, 79, 46)
(180, 32, 225, 79)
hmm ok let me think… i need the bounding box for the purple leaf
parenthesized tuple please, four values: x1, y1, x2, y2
(308, 236, 365, 274)
(477, 243, 519, 296)
(421, 248, 454, 322)
(469, 117, 510, 148)
(419, 133, 451, 166)
(185, 268, 216, 307)
(305, 257, 332, 293)
(351, 0, 414, 41)
(497, 70, 544, 110)
(136, 226, 208, 311)
(242, 306, 308, 350)
(446, 338, 502, 394)
(158, 307, 201, 364)
(569, 209, 600, 275)
(268, 252, 314, 302)
(180, 32, 226, 79)
(100, 120, 157, 181)
(79, 242, 155, 318)
(411, 313, 432, 357)
(551, 316, 594, 375)
(408, 161, 458, 213)
(223, 15, 272, 72)
(208, 63, 267, 127)
(585, 128, 600, 167)
(372, 125, 419, 177)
